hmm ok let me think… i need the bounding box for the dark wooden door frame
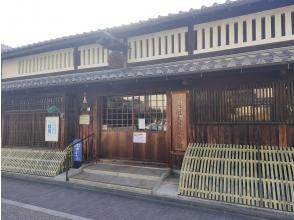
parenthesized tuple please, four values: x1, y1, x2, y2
(98, 93, 170, 163)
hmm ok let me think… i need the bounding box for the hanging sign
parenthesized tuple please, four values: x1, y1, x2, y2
(45, 116, 59, 142)
(171, 91, 188, 151)
(133, 132, 146, 143)
(47, 105, 59, 113)
(79, 114, 90, 125)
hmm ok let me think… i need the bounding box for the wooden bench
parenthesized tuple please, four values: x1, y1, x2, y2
(178, 143, 294, 212)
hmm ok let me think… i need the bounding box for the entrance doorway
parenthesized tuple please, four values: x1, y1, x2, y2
(101, 93, 168, 162)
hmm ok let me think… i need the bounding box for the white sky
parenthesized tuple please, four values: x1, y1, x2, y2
(0, 0, 226, 48)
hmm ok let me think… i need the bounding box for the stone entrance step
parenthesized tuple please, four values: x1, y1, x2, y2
(70, 163, 170, 194)
(98, 159, 168, 168)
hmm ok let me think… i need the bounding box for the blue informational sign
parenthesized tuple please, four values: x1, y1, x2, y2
(73, 139, 83, 162)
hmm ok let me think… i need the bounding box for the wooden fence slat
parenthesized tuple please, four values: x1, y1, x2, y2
(1, 147, 72, 177)
(179, 143, 294, 212)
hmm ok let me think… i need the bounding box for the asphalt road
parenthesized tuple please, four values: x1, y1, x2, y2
(2, 203, 68, 220)
(1, 176, 272, 220)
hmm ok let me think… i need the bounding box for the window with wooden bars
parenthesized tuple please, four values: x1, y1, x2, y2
(190, 81, 294, 124)
(103, 94, 167, 131)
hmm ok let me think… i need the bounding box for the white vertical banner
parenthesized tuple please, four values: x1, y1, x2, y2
(45, 116, 59, 142)
(138, 118, 145, 130)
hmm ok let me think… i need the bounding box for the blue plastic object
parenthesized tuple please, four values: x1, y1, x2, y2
(72, 139, 83, 167)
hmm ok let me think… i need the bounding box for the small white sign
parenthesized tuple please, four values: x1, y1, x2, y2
(45, 116, 59, 142)
(79, 114, 90, 125)
(133, 132, 146, 143)
(102, 124, 108, 130)
(138, 118, 145, 130)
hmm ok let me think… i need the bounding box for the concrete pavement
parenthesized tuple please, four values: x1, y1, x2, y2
(1, 176, 273, 220)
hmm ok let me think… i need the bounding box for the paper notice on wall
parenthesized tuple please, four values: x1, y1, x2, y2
(133, 132, 146, 143)
(102, 124, 108, 130)
(45, 116, 59, 142)
(138, 118, 145, 129)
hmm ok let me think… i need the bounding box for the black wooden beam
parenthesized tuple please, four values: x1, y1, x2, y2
(73, 47, 80, 70)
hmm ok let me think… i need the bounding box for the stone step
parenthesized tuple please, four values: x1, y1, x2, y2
(70, 171, 157, 194)
(70, 162, 171, 194)
(83, 163, 170, 181)
(98, 159, 168, 168)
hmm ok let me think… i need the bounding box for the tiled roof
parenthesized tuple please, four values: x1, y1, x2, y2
(1, 44, 13, 53)
(2, 46, 294, 91)
(2, 0, 263, 57)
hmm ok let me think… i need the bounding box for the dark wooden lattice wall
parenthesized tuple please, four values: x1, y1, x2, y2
(190, 79, 294, 147)
(1, 93, 77, 149)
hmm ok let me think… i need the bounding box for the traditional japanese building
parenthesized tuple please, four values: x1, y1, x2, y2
(2, 0, 294, 169)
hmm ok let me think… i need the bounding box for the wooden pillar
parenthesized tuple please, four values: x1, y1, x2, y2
(1, 109, 5, 147)
(59, 93, 66, 149)
(92, 96, 102, 161)
(170, 90, 189, 168)
(78, 92, 95, 161)
(279, 125, 288, 147)
(166, 91, 172, 165)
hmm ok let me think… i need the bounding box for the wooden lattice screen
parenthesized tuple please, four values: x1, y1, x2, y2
(2, 94, 63, 148)
(190, 80, 294, 147)
(179, 143, 294, 212)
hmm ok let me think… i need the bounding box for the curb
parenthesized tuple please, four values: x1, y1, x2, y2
(2, 172, 294, 220)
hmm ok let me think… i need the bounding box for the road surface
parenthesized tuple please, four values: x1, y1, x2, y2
(1, 176, 270, 220)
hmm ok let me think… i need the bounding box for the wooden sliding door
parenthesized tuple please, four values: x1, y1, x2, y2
(101, 94, 169, 162)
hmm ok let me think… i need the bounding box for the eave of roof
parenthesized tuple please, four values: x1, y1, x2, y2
(4, 0, 293, 59)
(2, 46, 294, 92)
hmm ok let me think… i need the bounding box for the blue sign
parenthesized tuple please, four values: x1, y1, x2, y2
(73, 139, 83, 162)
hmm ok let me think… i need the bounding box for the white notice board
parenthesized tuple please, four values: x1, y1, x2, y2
(133, 132, 146, 143)
(138, 118, 145, 129)
(45, 116, 59, 142)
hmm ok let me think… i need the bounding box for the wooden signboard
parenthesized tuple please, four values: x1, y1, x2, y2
(79, 114, 90, 125)
(171, 91, 188, 151)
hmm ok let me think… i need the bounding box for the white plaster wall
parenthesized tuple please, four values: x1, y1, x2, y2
(2, 48, 74, 79)
(193, 6, 294, 54)
(128, 27, 189, 63)
(78, 44, 109, 69)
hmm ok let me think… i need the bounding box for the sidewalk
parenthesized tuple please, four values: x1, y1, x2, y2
(2, 171, 294, 220)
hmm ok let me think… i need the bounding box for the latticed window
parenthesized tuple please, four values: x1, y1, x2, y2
(190, 81, 294, 124)
(103, 94, 167, 131)
(3, 95, 63, 112)
(2, 94, 63, 147)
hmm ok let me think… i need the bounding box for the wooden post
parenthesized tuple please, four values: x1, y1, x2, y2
(170, 90, 189, 168)
(1, 108, 5, 147)
(166, 91, 172, 166)
(92, 96, 102, 162)
(59, 94, 66, 149)
(279, 125, 288, 147)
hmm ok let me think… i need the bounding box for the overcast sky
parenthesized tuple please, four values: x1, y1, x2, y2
(1, 0, 226, 48)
